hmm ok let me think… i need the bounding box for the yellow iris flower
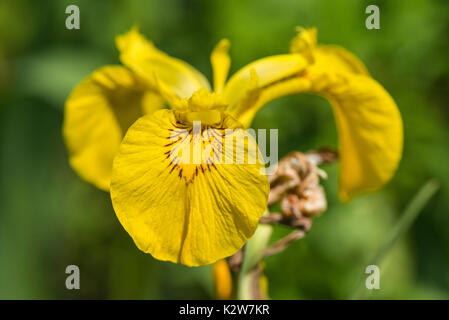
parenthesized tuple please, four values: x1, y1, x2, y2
(63, 27, 402, 266)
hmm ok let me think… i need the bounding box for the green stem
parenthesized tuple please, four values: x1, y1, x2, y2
(238, 210, 273, 300)
(351, 179, 440, 299)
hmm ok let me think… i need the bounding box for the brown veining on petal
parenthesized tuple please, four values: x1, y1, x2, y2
(164, 122, 224, 185)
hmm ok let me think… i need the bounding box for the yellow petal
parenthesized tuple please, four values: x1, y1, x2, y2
(290, 27, 369, 75)
(235, 71, 403, 201)
(223, 54, 310, 121)
(110, 109, 269, 266)
(232, 71, 311, 128)
(116, 27, 211, 99)
(230, 28, 402, 201)
(314, 45, 370, 75)
(230, 28, 370, 128)
(293, 28, 402, 200)
(309, 72, 403, 201)
(210, 39, 231, 93)
(63, 65, 163, 191)
(213, 259, 233, 299)
(289, 27, 317, 64)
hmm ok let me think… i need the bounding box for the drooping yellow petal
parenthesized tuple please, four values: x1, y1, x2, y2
(116, 27, 211, 99)
(227, 27, 402, 201)
(110, 109, 269, 266)
(210, 39, 231, 93)
(223, 54, 310, 121)
(229, 29, 370, 127)
(294, 28, 402, 201)
(313, 45, 370, 75)
(230, 69, 312, 128)
(309, 72, 403, 201)
(213, 259, 233, 299)
(63, 65, 163, 191)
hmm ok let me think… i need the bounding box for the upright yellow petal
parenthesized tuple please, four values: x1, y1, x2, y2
(289, 27, 317, 64)
(110, 109, 269, 266)
(63, 65, 163, 190)
(210, 39, 231, 93)
(116, 27, 211, 99)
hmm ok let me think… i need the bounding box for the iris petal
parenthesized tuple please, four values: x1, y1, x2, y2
(293, 30, 402, 201)
(313, 45, 370, 75)
(223, 54, 310, 120)
(110, 109, 269, 266)
(226, 28, 402, 201)
(116, 27, 211, 99)
(63, 65, 163, 190)
(211, 39, 231, 93)
(310, 71, 403, 201)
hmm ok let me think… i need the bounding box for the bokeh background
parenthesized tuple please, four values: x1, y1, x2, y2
(1, 0, 448, 299)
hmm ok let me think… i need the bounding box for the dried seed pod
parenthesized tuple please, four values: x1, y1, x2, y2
(268, 150, 332, 218)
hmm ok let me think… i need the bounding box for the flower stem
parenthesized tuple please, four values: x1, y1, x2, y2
(351, 179, 440, 299)
(237, 210, 273, 300)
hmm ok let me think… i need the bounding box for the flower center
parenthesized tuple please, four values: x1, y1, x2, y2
(175, 110, 223, 126)
(165, 122, 225, 184)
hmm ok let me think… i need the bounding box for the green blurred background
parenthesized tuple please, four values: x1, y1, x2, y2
(1, 0, 448, 299)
